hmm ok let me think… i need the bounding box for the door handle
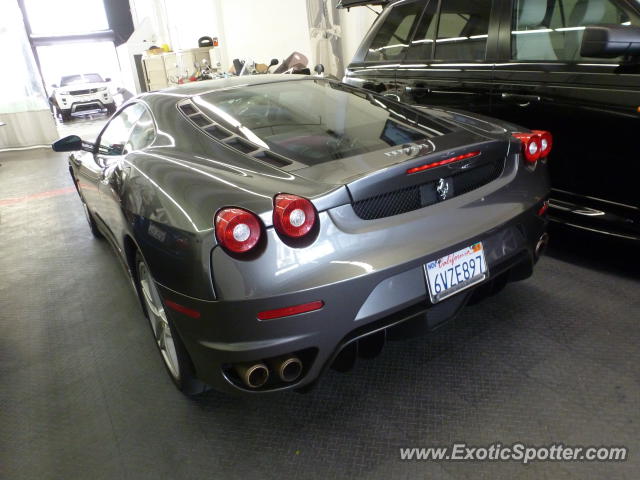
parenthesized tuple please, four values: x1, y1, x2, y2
(501, 93, 540, 106)
(405, 86, 431, 94)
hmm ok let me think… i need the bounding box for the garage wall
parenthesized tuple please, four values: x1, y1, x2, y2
(338, 6, 379, 69)
(127, 0, 376, 74)
(165, 0, 219, 50)
(217, 0, 312, 67)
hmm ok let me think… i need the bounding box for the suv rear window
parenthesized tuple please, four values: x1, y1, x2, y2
(364, 0, 425, 62)
(195, 80, 452, 165)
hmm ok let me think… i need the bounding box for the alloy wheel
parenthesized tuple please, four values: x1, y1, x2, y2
(138, 261, 180, 380)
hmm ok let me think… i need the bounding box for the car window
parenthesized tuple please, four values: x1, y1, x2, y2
(512, 0, 637, 62)
(61, 73, 104, 86)
(196, 80, 454, 166)
(405, 0, 439, 60)
(434, 0, 493, 61)
(126, 110, 156, 152)
(364, 0, 425, 62)
(98, 103, 147, 156)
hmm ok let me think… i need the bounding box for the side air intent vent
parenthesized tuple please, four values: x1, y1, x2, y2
(179, 104, 198, 116)
(204, 125, 233, 140)
(178, 99, 295, 169)
(253, 151, 292, 168)
(352, 159, 505, 220)
(225, 138, 259, 154)
(190, 114, 211, 127)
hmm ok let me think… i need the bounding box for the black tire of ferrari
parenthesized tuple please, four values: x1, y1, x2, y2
(81, 199, 104, 239)
(134, 252, 208, 396)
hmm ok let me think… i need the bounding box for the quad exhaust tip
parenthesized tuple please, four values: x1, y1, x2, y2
(535, 233, 550, 259)
(234, 356, 303, 389)
(234, 362, 270, 389)
(269, 355, 303, 383)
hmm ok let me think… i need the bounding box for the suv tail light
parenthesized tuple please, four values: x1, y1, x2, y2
(215, 208, 262, 253)
(273, 194, 317, 239)
(533, 130, 553, 158)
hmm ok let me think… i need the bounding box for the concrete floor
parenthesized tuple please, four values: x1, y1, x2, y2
(1, 146, 639, 480)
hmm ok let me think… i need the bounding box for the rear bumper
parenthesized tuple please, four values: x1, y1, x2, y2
(158, 205, 547, 395)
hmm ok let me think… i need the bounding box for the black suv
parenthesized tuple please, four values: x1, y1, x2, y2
(343, 0, 640, 242)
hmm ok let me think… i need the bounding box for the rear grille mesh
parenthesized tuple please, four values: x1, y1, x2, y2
(352, 159, 505, 220)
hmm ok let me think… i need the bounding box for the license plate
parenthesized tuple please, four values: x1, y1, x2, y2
(424, 242, 488, 303)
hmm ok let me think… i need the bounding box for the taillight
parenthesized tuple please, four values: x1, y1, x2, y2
(215, 207, 261, 253)
(273, 194, 317, 239)
(512, 133, 541, 163)
(533, 130, 553, 158)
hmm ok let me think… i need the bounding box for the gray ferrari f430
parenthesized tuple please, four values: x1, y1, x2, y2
(53, 75, 551, 395)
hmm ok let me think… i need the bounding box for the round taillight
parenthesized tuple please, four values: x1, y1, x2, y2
(513, 133, 542, 164)
(215, 208, 261, 253)
(273, 194, 317, 239)
(533, 130, 553, 158)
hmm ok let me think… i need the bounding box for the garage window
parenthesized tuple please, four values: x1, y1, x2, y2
(512, 0, 637, 62)
(365, 0, 425, 62)
(22, 0, 109, 36)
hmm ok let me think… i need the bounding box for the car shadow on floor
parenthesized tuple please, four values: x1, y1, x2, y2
(545, 225, 640, 280)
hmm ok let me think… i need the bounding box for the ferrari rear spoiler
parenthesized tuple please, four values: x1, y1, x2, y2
(336, 0, 388, 9)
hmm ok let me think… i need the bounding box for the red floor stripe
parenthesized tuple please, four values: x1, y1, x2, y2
(0, 186, 76, 206)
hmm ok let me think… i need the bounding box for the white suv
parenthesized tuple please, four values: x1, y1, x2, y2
(49, 73, 116, 122)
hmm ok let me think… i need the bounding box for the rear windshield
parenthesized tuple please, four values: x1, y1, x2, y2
(195, 79, 452, 165)
(61, 74, 104, 86)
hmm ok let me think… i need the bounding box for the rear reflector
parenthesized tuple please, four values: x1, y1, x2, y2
(257, 300, 324, 320)
(164, 299, 201, 319)
(537, 201, 549, 216)
(407, 151, 480, 175)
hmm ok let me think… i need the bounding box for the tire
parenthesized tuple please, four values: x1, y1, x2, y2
(80, 197, 103, 239)
(135, 252, 208, 395)
(106, 103, 117, 115)
(61, 110, 72, 122)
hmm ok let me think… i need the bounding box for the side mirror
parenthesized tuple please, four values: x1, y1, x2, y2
(52, 135, 93, 153)
(269, 58, 279, 67)
(581, 24, 640, 58)
(314, 64, 325, 75)
(104, 77, 111, 82)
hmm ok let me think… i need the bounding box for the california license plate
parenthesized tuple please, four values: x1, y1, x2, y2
(424, 242, 488, 303)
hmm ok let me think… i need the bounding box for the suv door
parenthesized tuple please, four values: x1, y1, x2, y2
(396, 0, 500, 115)
(344, 0, 427, 99)
(492, 0, 640, 239)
